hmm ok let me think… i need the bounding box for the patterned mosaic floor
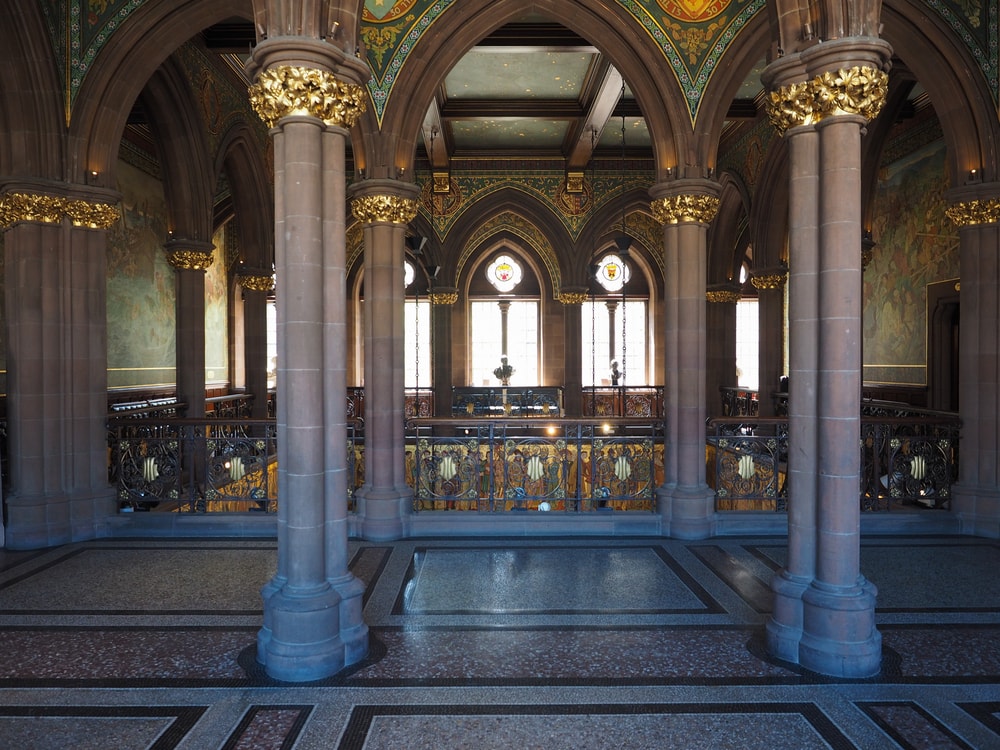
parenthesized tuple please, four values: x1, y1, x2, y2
(0, 534, 998, 748)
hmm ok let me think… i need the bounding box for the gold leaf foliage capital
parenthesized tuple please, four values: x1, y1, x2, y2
(650, 194, 720, 225)
(167, 248, 215, 270)
(767, 66, 888, 135)
(945, 199, 1000, 227)
(428, 291, 458, 305)
(351, 194, 419, 225)
(557, 291, 590, 305)
(249, 65, 367, 128)
(0, 192, 119, 229)
(706, 290, 742, 303)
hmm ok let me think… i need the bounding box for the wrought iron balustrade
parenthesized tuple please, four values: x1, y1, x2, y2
(582, 386, 664, 418)
(406, 417, 660, 512)
(451, 386, 563, 417)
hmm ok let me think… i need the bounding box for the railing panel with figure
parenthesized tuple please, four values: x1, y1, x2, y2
(407, 418, 659, 512)
(405, 388, 434, 418)
(708, 414, 959, 512)
(110, 418, 279, 512)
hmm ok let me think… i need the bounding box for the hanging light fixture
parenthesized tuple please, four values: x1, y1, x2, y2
(616, 84, 630, 392)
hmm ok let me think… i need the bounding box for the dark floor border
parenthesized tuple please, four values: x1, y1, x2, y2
(336, 701, 858, 750)
(0, 705, 207, 750)
(856, 701, 978, 750)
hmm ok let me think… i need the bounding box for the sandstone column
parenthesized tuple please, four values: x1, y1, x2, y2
(0, 187, 120, 549)
(764, 40, 891, 677)
(558, 289, 589, 417)
(238, 272, 274, 419)
(166, 241, 215, 418)
(349, 181, 420, 541)
(650, 182, 720, 538)
(248, 50, 369, 681)
(946, 188, 1000, 537)
(705, 287, 740, 419)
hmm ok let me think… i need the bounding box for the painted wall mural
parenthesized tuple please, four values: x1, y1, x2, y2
(863, 138, 958, 385)
(107, 159, 176, 390)
(204, 226, 229, 386)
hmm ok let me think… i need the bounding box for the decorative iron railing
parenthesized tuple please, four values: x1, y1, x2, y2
(109, 418, 280, 512)
(582, 386, 664, 418)
(450, 386, 564, 417)
(405, 387, 434, 418)
(205, 393, 254, 419)
(406, 418, 660, 512)
(707, 414, 960, 512)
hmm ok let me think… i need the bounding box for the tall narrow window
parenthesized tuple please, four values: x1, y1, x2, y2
(404, 260, 431, 388)
(735, 297, 759, 389)
(582, 253, 647, 385)
(469, 254, 538, 385)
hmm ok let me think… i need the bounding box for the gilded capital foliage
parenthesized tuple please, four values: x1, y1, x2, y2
(65, 199, 120, 228)
(706, 290, 742, 303)
(557, 291, 590, 305)
(766, 66, 888, 135)
(249, 65, 367, 128)
(945, 199, 1000, 227)
(240, 274, 275, 293)
(428, 291, 458, 305)
(351, 194, 419, 224)
(751, 273, 787, 290)
(0, 192, 119, 229)
(650, 194, 720, 225)
(167, 248, 215, 270)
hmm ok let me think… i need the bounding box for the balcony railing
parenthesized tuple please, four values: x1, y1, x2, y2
(582, 386, 664, 418)
(407, 418, 660, 512)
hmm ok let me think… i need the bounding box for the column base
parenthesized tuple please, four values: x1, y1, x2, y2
(765, 570, 811, 663)
(257, 581, 350, 682)
(355, 485, 411, 541)
(660, 483, 716, 539)
(799, 577, 881, 678)
(951, 483, 1000, 538)
(4, 488, 116, 549)
(329, 572, 369, 666)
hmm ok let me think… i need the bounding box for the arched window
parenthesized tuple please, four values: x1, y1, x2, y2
(582, 252, 647, 386)
(404, 259, 432, 388)
(469, 252, 539, 386)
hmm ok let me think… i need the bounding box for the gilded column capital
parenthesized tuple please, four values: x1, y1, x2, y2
(766, 66, 888, 136)
(557, 291, 590, 305)
(428, 291, 458, 305)
(166, 240, 215, 271)
(350, 193, 419, 225)
(945, 199, 1000, 227)
(650, 193, 720, 225)
(0, 191, 119, 229)
(240, 274, 275, 293)
(751, 272, 788, 290)
(706, 289, 742, 303)
(249, 65, 367, 129)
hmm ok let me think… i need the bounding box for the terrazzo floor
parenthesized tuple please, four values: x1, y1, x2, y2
(0, 534, 998, 748)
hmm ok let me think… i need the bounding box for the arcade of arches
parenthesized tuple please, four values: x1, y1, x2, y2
(0, 0, 998, 682)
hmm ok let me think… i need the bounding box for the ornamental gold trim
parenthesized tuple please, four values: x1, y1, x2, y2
(0, 192, 119, 229)
(557, 291, 589, 305)
(249, 65, 367, 129)
(945, 199, 1000, 227)
(706, 290, 742, 303)
(350, 194, 419, 225)
(240, 274, 275, 293)
(766, 66, 888, 135)
(167, 249, 215, 270)
(751, 273, 787, 290)
(428, 292, 458, 305)
(650, 194, 720, 225)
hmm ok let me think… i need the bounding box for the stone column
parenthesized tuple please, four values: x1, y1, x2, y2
(430, 289, 458, 417)
(751, 271, 787, 417)
(650, 182, 720, 538)
(166, 241, 214, 418)
(248, 55, 369, 681)
(238, 272, 274, 419)
(764, 40, 891, 677)
(946, 188, 1000, 537)
(763, 116, 820, 664)
(349, 181, 420, 541)
(705, 288, 740, 419)
(558, 290, 588, 417)
(0, 187, 119, 549)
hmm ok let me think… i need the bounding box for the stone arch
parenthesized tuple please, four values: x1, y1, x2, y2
(139, 57, 216, 244)
(216, 123, 275, 269)
(368, 0, 691, 182)
(709, 173, 752, 287)
(0, 4, 64, 178)
(881, 1, 1000, 186)
(67, 0, 250, 187)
